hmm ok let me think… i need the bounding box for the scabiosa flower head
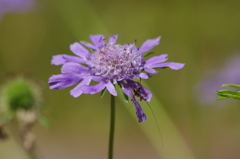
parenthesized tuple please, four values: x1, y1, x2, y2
(49, 34, 185, 122)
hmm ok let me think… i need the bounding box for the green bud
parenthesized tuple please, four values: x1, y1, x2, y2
(0, 77, 41, 113)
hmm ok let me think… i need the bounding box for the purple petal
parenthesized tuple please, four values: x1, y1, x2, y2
(48, 74, 83, 89)
(124, 43, 138, 52)
(140, 86, 152, 102)
(120, 82, 147, 122)
(89, 34, 106, 49)
(92, 76, 106, 83)
(121, 83, 132, 96)
(51, 55, 87, 65)
(139, 73, 150, 79)
(108, 34, 118, 45)
(144, 68, 158, 74)
(61, 62, 89, 74)
(51, 55, 67, 65)
(80, 41, 97, 50)
(131, 96, 147, 122)
(70, 42, 89, 59)
(1, 0, 35, 13)
(62, 55, 87, 63)
(145, 54, 168, 65)
(138, 36, 161, 54)
(81, 82, 106, 94)
(70, 76, 92, 97)
(106, 81, 117, 96)
(152, 62, 185, 70)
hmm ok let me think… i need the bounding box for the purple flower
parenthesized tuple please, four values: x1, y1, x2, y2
(49, 35, 185, 122)
(196, 54, 240, 104)
(0, 0, 35, 20)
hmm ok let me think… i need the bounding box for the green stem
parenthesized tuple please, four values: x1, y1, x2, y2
(28, 149, 38, 159)
(108, 95, 115, 159)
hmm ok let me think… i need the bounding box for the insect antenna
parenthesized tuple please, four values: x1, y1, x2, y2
(145, 102, 163, 148)
(128, 98, 134, 110)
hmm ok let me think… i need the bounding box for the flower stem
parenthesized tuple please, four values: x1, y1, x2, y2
(28, 148, 38, 159)
(108, 95, 115, 159)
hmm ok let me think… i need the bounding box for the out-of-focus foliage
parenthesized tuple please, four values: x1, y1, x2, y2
(216, 84, 240, 101)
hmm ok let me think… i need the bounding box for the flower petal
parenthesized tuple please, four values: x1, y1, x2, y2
(140, 86, 152, 102)
(138, 36, 161, 54)
(92, 76, 106, 83)
(81, 82, 106, 94)
(145, 54, 168, 65)
(70, 76, 92, 97)
(124, 43, 138, 52)
(144, 68, 158, 74)
(61, 62, 89, 74)
(106, 81, 117, 96)
(51, 54, 87, 65)
(139, 73, 150, 79)
(70, 42, 89, 59)
(51, 55, 67, 65)
(62, 55, 87, 63)
(120, 82, 147, 122)
(121, 83, 132, 96)
(108, 34, 118, 45)
(131, 96, 147, 122)
(89, 34, 106, 49)
(80, 41, 97, 50)
(152, 62, 185, 70)
(48, 74, 83, 89)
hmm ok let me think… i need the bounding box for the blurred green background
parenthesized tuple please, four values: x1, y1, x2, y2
(1, 0, 240, 159)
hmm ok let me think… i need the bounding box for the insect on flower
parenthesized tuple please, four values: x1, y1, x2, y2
(129, 79, 164, 146)
(131, 81, 147, 101)
(48, 34, 185, 122)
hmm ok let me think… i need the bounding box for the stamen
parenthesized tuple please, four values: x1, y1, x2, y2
(99, 37, 102, 42)
(89, 43, 142, 81)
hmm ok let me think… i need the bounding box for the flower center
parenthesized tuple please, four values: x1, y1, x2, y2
(89, 44, 143, 81)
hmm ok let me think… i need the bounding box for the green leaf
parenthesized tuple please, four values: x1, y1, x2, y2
(216, 90, 240, 100)
(216, 90, 240, 96)
(117, 82, 128, 103)
(143, 52, 154, 57)
(215, 96, 229, 101)
(100, 87, 107, 98)
(221, 84, 240, 88)
(38, 115, 52, 127)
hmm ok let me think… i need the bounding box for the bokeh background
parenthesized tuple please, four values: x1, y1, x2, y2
(1, 0, 240, 159)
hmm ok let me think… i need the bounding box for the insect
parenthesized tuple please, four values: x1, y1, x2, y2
(130, 81, 164, 148)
